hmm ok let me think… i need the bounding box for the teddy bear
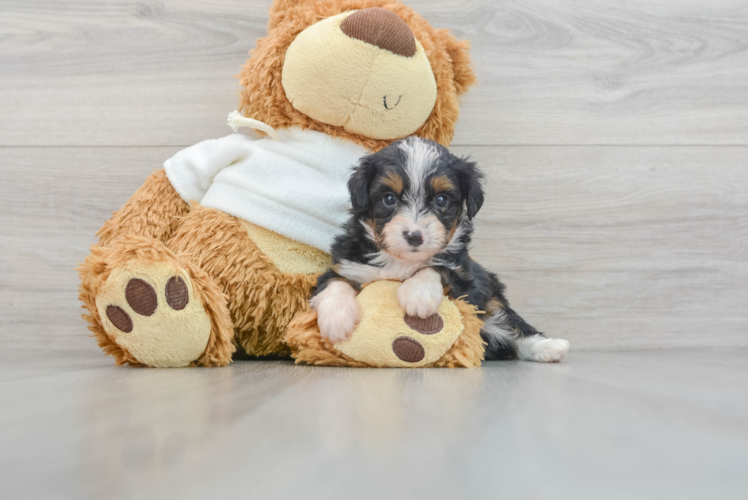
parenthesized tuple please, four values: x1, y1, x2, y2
(78, 0, 480, 368)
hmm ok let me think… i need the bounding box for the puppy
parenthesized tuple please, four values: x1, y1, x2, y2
(311, 137, 569, 362)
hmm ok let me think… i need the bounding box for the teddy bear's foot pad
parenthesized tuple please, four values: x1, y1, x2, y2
(95, 261, 211, 367)
(403, 313, 444, 335)
(105, 276, 190, 333)
(105, 305, 133, 333)
(392, 336, 425, 362)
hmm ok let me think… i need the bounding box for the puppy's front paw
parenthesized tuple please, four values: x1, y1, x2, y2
(397, 267, 444, 319)
(310, 281, 360, 343)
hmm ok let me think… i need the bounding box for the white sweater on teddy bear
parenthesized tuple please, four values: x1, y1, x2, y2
(164, 127, 366, 252)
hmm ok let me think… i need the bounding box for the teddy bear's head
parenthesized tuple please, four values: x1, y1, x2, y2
(238, 0, 476, 151)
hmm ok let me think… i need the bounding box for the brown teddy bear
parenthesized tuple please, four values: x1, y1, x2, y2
(78, 0, 480, 368)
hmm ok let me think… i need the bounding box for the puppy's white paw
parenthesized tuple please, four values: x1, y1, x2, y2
(397, 267, 444, 319)
(310, 281, 360, 343)
(518, 336, 570, 363)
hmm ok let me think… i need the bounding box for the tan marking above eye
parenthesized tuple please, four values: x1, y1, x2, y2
(431, 176, 455, 193)
(382, 172, 404, 194)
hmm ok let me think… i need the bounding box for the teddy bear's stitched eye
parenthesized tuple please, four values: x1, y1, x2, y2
(383, 194, 397, 207)
(435, 195, 449, 208)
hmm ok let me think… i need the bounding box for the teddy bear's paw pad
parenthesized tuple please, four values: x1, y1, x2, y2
(404, 313, 443, 335)
(95, 262, 211, 367)
(106, 306, 133, 333)
(165, 277, 189, 310)
(106, 277, 190, 334)
(125, 278, 158, 317)
(392, 336, 425, 363)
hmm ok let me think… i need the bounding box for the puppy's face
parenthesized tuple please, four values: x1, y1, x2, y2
(349, 137, 484, 261)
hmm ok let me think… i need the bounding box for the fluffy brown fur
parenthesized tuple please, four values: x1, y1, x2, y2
(284, 310, 372, 367)
(285, 297, 484, 368)
(97, 170, 190, 247)
(167, 205, 318, 357)
(238, 0, 476, 152)
(431, 299, 485, 368)
(78, 236, 235, 367)
(80, 174, 319, 363)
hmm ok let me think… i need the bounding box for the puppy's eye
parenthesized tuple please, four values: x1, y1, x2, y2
(435, 195, 449, 208)
(383, 194, 397, 207)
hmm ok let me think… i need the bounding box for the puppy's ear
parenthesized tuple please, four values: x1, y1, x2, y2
(453, 157, 484, 219)
(348, 157, 374, 215)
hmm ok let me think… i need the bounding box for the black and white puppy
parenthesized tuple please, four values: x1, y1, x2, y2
(311, 137, 569, 362)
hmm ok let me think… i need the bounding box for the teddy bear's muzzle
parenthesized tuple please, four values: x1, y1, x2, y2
(281, 9, 437, 141)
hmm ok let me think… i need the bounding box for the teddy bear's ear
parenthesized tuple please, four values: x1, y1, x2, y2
(443, 33, 477, 96)
(269, 0, 305, 13)
(267, 0, 311, 29)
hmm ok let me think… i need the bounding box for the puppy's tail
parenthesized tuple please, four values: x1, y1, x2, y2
(481, 310, 519, 360)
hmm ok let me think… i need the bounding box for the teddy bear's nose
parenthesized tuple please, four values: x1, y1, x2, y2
(340, 7, 417, 57)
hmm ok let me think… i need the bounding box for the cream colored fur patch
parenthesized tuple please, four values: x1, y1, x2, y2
(239, 220, 332, 275)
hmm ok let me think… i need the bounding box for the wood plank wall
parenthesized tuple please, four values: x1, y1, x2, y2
(1, 0, 747, 351)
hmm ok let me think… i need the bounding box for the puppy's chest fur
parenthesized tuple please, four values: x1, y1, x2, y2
(337, 253, 428, 283)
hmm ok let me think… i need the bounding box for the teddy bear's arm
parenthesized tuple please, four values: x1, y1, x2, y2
(96, 169, 190, 247)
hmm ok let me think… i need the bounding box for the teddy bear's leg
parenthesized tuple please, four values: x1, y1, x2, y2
(96, 169, 191, 247)
(165, 205, 318, 357)
(79, 168, 235, 367)
(79, 236, 235, 367)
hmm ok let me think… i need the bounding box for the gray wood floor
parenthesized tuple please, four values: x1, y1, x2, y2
(2, 349, 748, 500)
(1, 0, 748, 498)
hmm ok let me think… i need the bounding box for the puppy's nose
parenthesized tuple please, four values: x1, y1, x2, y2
(340, 8, 417, 57)
(403, 230, 424, 247)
